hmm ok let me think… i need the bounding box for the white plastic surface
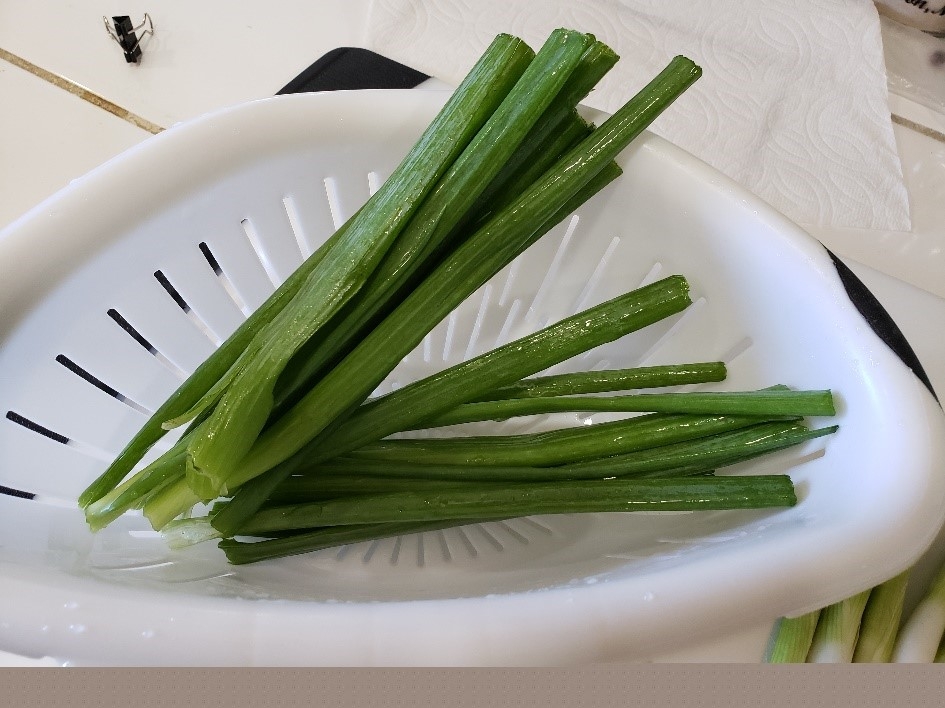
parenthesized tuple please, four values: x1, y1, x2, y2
(0, 90, 944, 665)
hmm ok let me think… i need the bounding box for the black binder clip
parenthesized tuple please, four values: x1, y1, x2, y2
(104, 13, 153, 64)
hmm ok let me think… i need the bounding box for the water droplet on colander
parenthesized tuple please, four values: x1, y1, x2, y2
(643, 592, 655, 602)
(68, 623, 86, 634)
(141, 629, 155, 639)
(63, 601, 79, 610)
(585, 577, 598, 585)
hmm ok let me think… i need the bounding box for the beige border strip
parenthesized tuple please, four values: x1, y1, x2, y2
(0, 47, 164, 135)
(892, 112, 945, 144)
(5, 666, 945, 705)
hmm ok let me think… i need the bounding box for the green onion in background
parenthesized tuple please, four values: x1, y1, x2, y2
(767, 537, 945, 663)
(806, 589, 872, 663)
(892, 561, 945, 662)
(766, 611, 821, 663)
(853, 570, 911, 663)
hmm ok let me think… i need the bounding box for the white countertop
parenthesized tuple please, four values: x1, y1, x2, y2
(1, 2, 944, 665)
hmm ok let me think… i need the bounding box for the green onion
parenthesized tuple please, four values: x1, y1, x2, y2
(767, 611, 821, 663)
(410, 389, 835, 428)
(892, 561, 945, 662)
(473, 362, 728, 401)
(219, 520, 484, 565)
(162, 517, 224, 550)
(342, 413, 787, 468)
(256, 423, 824, 502)
(264, 475, 510, 504)
(269, 422, 833, 488)
(142, 476, 205, 531)
(84, 450, 186, 532)
(559, 422, 836, 478)
(806, 589, 872, 663)
(237, 474, 797, 535)
(460, 40, 618, 225)
(262, 423, 833, 502)
(853, 570, 911, 663)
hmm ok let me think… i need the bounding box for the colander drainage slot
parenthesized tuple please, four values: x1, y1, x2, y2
(474, 524, 504, 552)
(494, 520, 529, 545)
(240, 218, 281, 288)
(106, 308, 188, 380)
(153, 270, 223, 347)
(5, 410, 113, 462)
(55, 354, 151, 416)
(494, 298, 523, 349)
(0, 484, 35, 500)
(635, 296, 707, 367)
(720, 337, 754, 366)
(453, 527, 478, 558)
(6, 410, 69, 444)
(198, 241, 251, 317)
(526, 214, 579, 322)
(281, 195, 310, 258)
(571, 236, 621, 314)
(463, 283, 492, 361)
(323, 176, 346, 229)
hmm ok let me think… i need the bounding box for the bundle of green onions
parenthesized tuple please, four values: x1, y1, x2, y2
(77, 29, 840, 565)
(767, 554, 945, 663)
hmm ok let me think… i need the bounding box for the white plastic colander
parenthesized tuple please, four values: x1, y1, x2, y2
(0, 90, 943, 666)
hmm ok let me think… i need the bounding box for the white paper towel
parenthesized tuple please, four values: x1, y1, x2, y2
(365, 0, 912, 231)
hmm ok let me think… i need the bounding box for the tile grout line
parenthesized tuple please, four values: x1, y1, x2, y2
(891, 112, 945, 145)
(0, 46, 164, 135)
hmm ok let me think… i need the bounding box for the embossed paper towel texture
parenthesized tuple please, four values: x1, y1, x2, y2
(366, 0, 911, 231)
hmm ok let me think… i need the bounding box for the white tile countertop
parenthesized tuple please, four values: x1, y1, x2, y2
(1, 3, 944, 665)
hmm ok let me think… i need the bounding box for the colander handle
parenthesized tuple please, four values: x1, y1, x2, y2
(277, 47, 430, 94)
(825, 248, 937, 403)
(277, 50, 938, 404)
